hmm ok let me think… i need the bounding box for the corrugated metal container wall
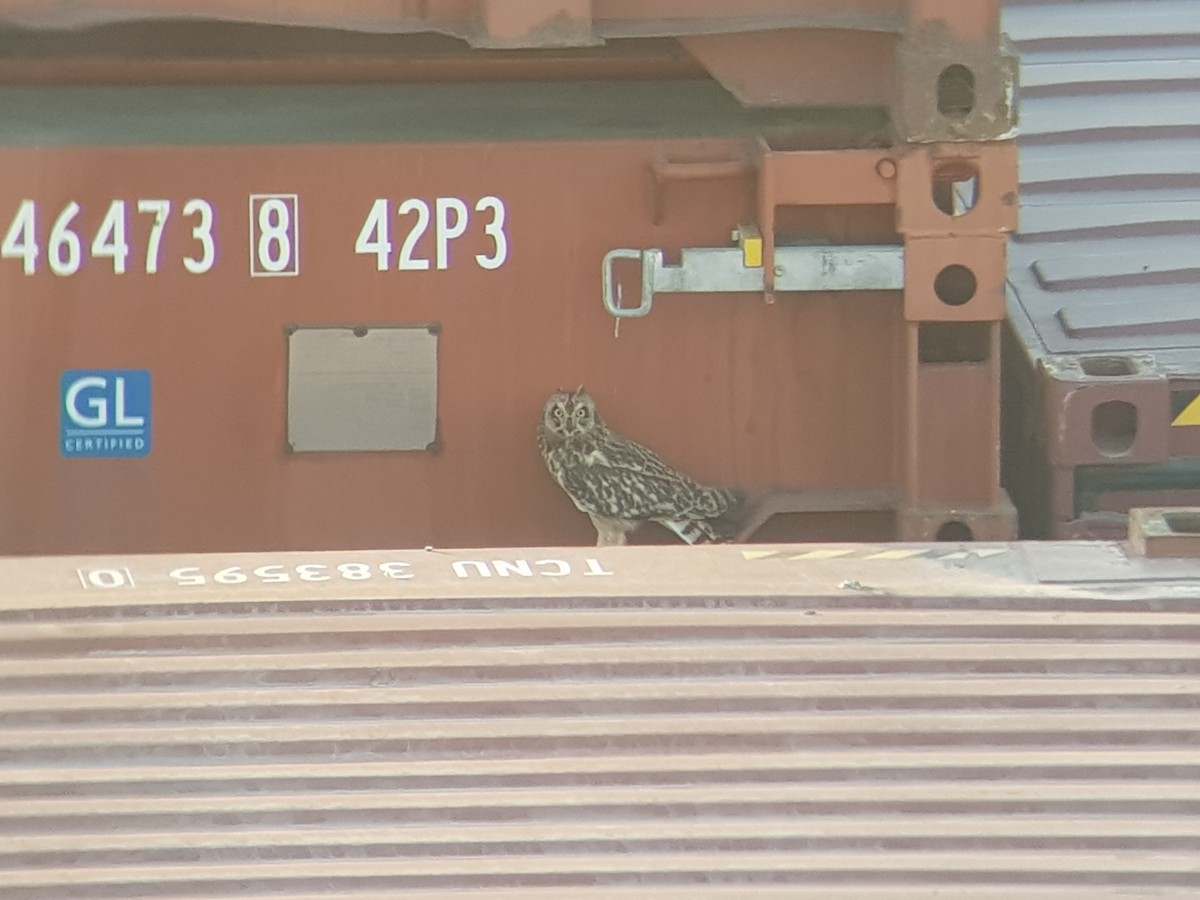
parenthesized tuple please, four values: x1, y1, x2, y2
(1002, 0, 1200, 539)
(1, 521, 1199, 896)
(0, 1, 1018, 554)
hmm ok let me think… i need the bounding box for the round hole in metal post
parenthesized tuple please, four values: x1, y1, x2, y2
(934, 264, 977, 306)
(1091, 400, 1138, 457)
(936, 520, 974, 542)
(937, 64, 976, 119)
(932, 160, 980, 217)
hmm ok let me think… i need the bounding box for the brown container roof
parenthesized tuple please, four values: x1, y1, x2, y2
(1, 540, 1198, 895)
(0, 0, 907, 41)
(1004, 0, 1200, 369)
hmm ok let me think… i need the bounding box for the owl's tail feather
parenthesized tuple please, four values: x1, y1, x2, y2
(660, 518, 721, 545)
(706, 487, 748, 542)
(661, 488, 747, 545)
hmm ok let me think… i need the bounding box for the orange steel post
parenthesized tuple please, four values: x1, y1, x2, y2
(748, 0, 1017, 540)
(892, 0, 1018, 540)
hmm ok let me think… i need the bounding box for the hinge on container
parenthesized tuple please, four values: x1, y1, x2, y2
(602, 243, 905, 319)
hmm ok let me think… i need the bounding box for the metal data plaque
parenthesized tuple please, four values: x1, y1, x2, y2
(287, 326, 438, 453)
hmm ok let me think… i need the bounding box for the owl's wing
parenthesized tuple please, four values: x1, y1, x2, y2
(562, 438, 722, 521)
(592, 437, 696, 483)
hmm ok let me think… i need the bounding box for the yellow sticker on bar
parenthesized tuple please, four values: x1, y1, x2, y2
(736, 223, 763, 268)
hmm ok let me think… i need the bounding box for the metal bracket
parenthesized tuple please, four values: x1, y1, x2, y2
(603, 245, 905, 319)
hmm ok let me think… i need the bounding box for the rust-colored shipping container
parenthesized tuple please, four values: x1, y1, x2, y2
(2, 519, 1198, 895)
(0, 1, 1018, 554)
(1002, 0, 1200, 539)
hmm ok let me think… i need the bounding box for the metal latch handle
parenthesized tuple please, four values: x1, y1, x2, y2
(603, 248, 660, 319)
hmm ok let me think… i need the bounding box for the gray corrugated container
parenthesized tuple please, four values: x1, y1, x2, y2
(1003, 0, 1200, 538)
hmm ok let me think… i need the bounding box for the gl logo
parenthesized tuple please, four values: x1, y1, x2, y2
(60, 370, 152, 458)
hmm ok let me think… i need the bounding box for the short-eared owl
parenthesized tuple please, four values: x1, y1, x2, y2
(538, 387, 744, 546)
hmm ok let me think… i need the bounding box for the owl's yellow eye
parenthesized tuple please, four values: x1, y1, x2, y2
(574, 408, 587, 419)
(554, 407, 565, 419)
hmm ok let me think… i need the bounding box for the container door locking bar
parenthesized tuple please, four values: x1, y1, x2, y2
(603, 244, 905, 319)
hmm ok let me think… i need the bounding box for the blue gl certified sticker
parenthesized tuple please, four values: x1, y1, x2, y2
(61, 370, 152, 458)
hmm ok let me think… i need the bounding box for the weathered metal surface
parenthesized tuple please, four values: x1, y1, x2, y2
(0, 31, 709, 85)
(1129, 506, 1200, 559)
(894, 22, 1019, 142)
(1001, 0, 1200, 538)
(0, 0, 910, 41)
(678, 28, 899, 107)
(0, 1, 1017, 144)
(0, 539, 1197, 896)
(0, 0, 1020, 552)
(0, 80, 917, 554)
(0, 67, 1021, 554)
